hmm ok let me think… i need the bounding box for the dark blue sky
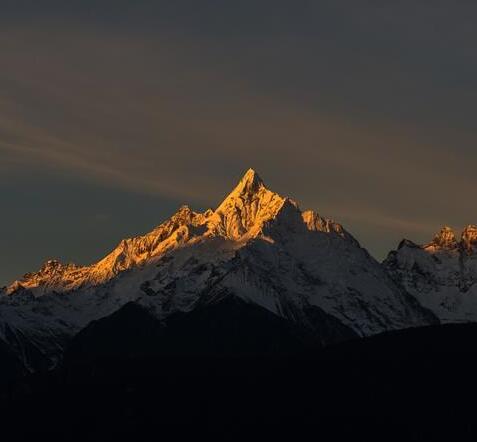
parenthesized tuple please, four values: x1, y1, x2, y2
(2, 1, 477, 285)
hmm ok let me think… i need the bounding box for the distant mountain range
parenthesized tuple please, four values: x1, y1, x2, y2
(2, 168, 477, 372)
(385, 225, 477, 322)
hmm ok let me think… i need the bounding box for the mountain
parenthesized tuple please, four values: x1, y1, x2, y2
(384, 225, 477, 323)
(1, 169, 437, 370)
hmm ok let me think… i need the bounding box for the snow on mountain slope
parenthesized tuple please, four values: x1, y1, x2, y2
(5, 205, 209, 296)
(384, 226, 477, 323)
(5, 170, 286, 296)
(1, 169, 437, 370)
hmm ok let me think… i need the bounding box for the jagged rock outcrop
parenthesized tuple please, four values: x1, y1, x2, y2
(461, 225, 477, 254)
(431, 226, 458, 250)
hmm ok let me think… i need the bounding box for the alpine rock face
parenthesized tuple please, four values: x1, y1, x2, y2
(384, 225, 477, 323)
(1, 169, 437, 370)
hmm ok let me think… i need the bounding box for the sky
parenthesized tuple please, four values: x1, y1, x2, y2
(1, 1, 477, 285)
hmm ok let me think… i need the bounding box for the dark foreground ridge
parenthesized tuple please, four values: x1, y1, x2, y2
(65, 298, 356, 361)
(3, 307, 477, 441)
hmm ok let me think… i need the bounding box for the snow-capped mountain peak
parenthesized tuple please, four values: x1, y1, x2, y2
(227, 167, 264, 195)
(419, 225, 477, 255)
(214, 168, 289, 240)
(1, 168, 438, 371)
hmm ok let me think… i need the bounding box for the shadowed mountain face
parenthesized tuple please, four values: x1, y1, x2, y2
(0, 337, 23, 386)
(65, 297, 357, 366)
